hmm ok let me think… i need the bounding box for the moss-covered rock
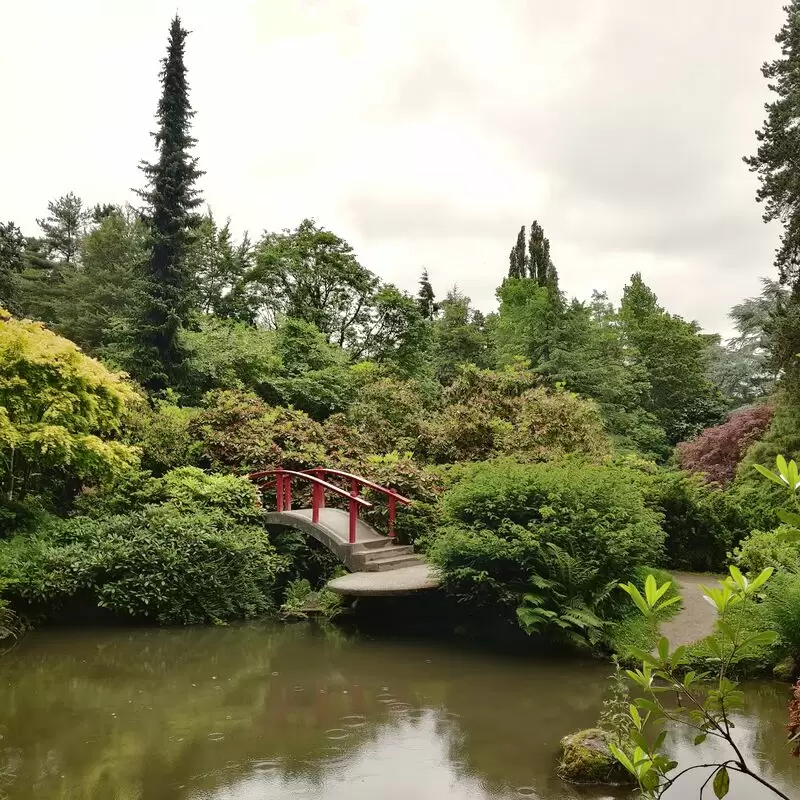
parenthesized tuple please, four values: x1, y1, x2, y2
(558, 728, 633, 785)
(773, 656, 799, 682)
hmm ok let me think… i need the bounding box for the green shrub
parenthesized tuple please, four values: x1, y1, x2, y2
(763, 570, 800, 660)
(345, 372, 430, 454)
(122, 398, 202, 476)
(730, 527, 800, 574)
(0, 309, 139, 526)
(419, 384, 610, 465)
(189, 389, 327, 472)
(76, 467, 262, 524)
(639, 469, 748, 572)
(499, 388, 611, 463)
(0, 506, 287, 624)
(428, 460, 665, 640)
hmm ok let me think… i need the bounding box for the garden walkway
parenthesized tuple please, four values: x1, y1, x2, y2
(659, 571, 719, 648)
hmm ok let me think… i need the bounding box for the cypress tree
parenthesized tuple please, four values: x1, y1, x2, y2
(133, 15, 204, 391)
(508, 225, 527, 278)
(528, 220, 553, 287)
(416, 268, 437, 319)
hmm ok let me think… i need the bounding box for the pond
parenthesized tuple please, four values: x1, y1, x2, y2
(0, 623, 797, 800)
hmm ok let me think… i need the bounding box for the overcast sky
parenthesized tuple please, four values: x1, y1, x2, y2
(0, 0, 787, 336)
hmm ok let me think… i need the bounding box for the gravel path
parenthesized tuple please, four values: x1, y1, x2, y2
(658, 571, 719, 648)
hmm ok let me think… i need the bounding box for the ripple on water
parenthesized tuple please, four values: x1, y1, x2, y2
(387, 702, 413, 714)
(325, 728, 350, 740)
(516, 789, 537, 798)
(340, 714, 367, 728)
(250, 759, 281, 773)
(376, 693, 395, 703)
(207, 732, 225, 741)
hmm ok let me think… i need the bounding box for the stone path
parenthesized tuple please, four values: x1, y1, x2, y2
(326, 564, 440, 596)
(659, 571, 719, 648)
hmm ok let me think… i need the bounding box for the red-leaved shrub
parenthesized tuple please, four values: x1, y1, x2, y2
(676, 405, 773, 486)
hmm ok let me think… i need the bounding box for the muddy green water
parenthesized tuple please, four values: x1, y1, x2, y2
(0, 623, 797, 800)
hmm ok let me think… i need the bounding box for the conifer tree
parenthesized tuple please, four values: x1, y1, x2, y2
(416, 268, 437, 319)
(36, 192, 89, 265)
(0, 221, 25, 312)
(133, 15, 204, 391)
(528, 220, 553, 286)
(508, 226, 527, 278)
(745, 1, 800, 286)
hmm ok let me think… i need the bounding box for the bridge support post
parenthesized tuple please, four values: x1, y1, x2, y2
(276, 471, 284, 512)
(312, 482, 323, 523)
(349, 496, 359, 543)
(388, 495, 397, 538)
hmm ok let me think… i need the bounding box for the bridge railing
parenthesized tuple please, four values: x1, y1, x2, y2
(248, 468, 374, 544)
(248, 467, 411, 543)
(302, 468, 412, 540)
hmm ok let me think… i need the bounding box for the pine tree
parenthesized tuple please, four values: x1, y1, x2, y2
(508, 226, 527, 278)
(133, 15, 204, 391)
(745, 1, 800, 285)
(416, 268, 437, 319)
(36, 192, 89, 264)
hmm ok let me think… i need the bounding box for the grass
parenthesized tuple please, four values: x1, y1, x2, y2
(605, 567, 682, 661)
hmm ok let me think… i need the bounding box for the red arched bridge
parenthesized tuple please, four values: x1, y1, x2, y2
(248, 468, 435, 588)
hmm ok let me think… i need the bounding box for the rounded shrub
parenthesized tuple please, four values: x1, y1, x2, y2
(428, 460, 665, 633)
(0, 506, 287, 624)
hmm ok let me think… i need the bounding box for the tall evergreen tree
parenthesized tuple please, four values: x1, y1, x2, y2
(36, 192, 88, 265)
(528, 220, 553, 286)
(508, 226, 527, 278)
(133, 15, 204, 391)
(745, 1, 800, 286)
(0, 221, 25, 312)
(416, 268, 437, 319)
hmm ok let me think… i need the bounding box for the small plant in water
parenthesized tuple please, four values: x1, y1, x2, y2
(597, 657, 634, 747)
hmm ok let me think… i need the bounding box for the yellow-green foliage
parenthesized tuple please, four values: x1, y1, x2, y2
(420, 368, 611, 464)
(0, 309, 139, 504)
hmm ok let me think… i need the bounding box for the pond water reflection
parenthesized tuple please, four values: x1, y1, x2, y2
(0, 623, 796, 799)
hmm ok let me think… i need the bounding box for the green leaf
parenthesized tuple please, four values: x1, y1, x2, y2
(748, 567, 774, 591)
(776, 509, 800, 527)
(620, 582, 652, 616)
(644, 574, 658, 606)
(694, 733, 707, 745)
(753, 463, 787, 486)
(608, 743, 635, 776)
(776, 454, 789, 481)
(657, 636, 670, 663)
(741, 631, 779, 649)
(713, 766, 730, 798)
(728, 565, 746, 590)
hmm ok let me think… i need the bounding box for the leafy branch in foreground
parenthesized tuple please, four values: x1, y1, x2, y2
(611, 570, 787, 799)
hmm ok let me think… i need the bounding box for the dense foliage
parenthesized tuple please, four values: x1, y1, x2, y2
(428, 460, 665, 644)
(0, 309, 138, 530)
